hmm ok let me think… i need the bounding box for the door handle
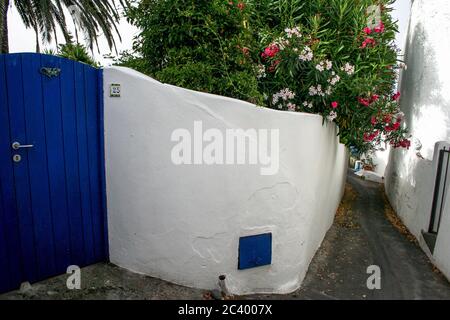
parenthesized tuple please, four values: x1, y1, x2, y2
(12, 141, 34, 150)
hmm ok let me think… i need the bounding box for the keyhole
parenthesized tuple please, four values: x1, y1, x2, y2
(13, 154, 21, 163)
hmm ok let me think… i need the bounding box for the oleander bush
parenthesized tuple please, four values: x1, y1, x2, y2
(120, 0, 410, 154)
(124, 0, 263, 103)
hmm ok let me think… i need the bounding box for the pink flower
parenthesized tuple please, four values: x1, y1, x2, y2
(364, 130, 379, 142)
(385, 122, 401, 132)
(371, 94, 379, 102)
(267, 60, 280, 73)
(393, 122, 401, 130)
(261, 44, 280, 59)
(383, 115, 392, 124)
(360, 37, 376, 49)
(374, 21, 385, 33)
(331, 101, 339, 109)
(241, 46, 250, 56)
(363, 27, 372, 35)
(371, 116, 377, 126)
(392, 91, 401, 101)
(358, 97, 371, 107)
(237, 2, 245, 10)
(391, 139, 411, 149)
(400, 139, 411, 149)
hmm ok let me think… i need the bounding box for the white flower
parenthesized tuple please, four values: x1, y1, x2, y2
(272, 88, 296, 107)
(257, 64, 266, 79)
(309, 85, 326, 97)
(328, 75, 341, 86)
(399, 62, 408, 70)
(275, 38, 290, 50)
(285, 26, 302, 38)
(303, 101, 313, 109)
(309, 85, 326, 96)
(340, 63, 355, 75)
(315, 60, 332, 72)
(315, 63, 325, 72)
(287, 103, 297, 111)
(299, 46, 313, 62)
(281, 88, 295, 100)
(272, 95, 280, 105)
(395, 111, 405, 121)
(327, 111, 338, 121)
(309, 86, 318, 96)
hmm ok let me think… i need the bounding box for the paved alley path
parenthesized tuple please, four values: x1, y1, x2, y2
(256, 171, 450, 300)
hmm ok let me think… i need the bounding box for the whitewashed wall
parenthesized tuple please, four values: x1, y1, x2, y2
(385, 0, 450, 282)
(103, 67, 348, 295)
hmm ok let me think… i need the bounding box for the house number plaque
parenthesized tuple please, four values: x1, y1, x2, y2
(110, 84, 121, 97)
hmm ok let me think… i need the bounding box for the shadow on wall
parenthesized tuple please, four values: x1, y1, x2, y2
(386, 20, 444, 193)
(384, 0, 450, 285)
(384, 21, 443, 237)
(402, 22, 449, 159)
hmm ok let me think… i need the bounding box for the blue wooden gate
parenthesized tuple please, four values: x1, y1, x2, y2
(0, 53, 107, 294)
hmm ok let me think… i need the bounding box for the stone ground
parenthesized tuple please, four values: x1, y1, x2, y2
(2, 171, 450, 300)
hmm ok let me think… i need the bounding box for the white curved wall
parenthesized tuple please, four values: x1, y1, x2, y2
(104, 67, 348, 295)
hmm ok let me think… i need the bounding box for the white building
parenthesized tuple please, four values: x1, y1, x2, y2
(385, 0, 450, 281)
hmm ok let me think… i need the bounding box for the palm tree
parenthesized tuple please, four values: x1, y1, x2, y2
(0, 0, 9, 53)
(55, 42, 98, 66)
(0, 0, 130, 54)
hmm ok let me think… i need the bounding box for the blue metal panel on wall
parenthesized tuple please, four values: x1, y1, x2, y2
(238, 233, 272, 270)
(0, 53, 107, 294)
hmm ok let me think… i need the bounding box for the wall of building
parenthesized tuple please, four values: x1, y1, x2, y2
(434, 182, 450, 278)
(103, 67, 348, 295)
(385, 0, 450, 281)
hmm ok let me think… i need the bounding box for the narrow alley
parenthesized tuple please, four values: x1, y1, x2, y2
(2, 172, 450, 300)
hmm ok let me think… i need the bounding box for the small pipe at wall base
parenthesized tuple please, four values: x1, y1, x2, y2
(218, 275, 231, 299)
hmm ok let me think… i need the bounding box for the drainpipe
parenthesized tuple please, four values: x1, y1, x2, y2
(218, 275, 230, 298)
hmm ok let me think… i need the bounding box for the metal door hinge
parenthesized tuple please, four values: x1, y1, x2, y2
(40, 67, 61, 78)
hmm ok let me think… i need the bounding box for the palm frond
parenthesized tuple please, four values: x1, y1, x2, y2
(12, 0, 131, 52)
